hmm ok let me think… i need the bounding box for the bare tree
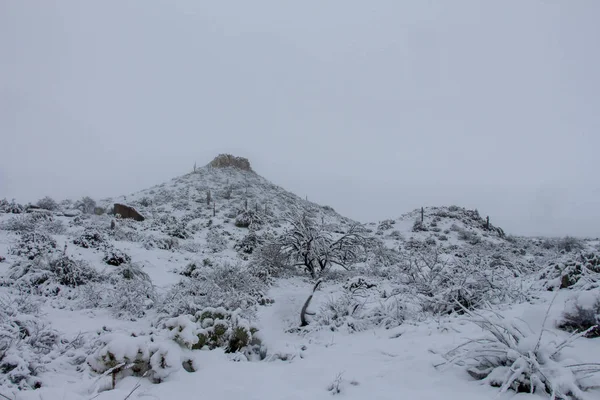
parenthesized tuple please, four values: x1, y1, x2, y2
(278, 209, 369, 278)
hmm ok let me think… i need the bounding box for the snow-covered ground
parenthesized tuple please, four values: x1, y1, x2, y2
(1, 159, 599, 400)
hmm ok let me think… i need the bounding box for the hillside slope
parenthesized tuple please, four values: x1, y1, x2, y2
(0, 155, 599, 400)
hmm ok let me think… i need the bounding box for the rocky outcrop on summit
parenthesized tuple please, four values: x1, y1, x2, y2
(208, 154, 252, 171)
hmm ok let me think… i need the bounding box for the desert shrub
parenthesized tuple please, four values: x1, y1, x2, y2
(73, 229, 107, 249)
(161, 263, 266, 317)
(206, 229, 227, 253)
(163, 308, 264, 359)
(143, 235, 179, 251)
(557, 236, 586, 253)
(342, 276, 377, 292)
(47, 255, 99, 287)
(439, 307, 600, 399)
(9, 232, 57, 260)
(99, 265, 155, 319)
(315, 291, 410, 332)
(400, 249, 527, 314)
(412, 219, 427, 232)
(540, 253, 600, 290)
(74, 196, 96, 214)
(87, 334, 183, 386)
(457, 228, 480, 244)
(247, 239, 292, 282)
(151, 215, 190, 239)
(180, 240, 203, 253)
(0, 212, 54, 233)
(235, 209, 264, 229)
(88, 309, 264, 387)
(102, 248, 131, 266)
(105, 279, 155, 319)
(0, 199, 24, 214)
(0, 292, 59, 389)
(234, 231, 261, 254)
(138, 196, 152, 207)
(36, 196, 59, 211)
(377, 219, 395, 232)
(557, 291, 600, 338)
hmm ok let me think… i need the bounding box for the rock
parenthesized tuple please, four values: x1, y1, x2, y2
(208, 154, 252, 171)
(63, 209, 82, 217)
(114, 203, 145, 221)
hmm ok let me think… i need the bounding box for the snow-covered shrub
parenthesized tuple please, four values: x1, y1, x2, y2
(206, 228, 227, 253)
(439, 307, 600, 399)
(74, 196, 96, 214)
(180, 240, 202, 253)
(73, 229, 107, 249)
(557, 236, 586, 253)
(342, 276, 377, 292)
(90, 334, 153, 377)
(47, 255, 99, 287)
(457, 228, 480, 244)
(179, 262, 202, 278)
(400, 249, 527, 314)
(412, 218, 427, 232)
(152, 215, 190, 239)
(143, 235, 179, 251)
(116, 262, 152, 282)
(248, 240, 292, 282)
(234, 230, 261, 254)
(0, 198, 24, 214)
(41, 218, 66, 235)
(104, 267, 155, 319)
(102, 248, 131, 266)
(161, 263, 266, 317)
(377, 219, 395, 233)
(0, 292, 59, 389)
(0, 212, 54, 233)
(315, 291, 409, 332)
(235, 209, 264, 228)
(540, 253, 600, 290)
(558, 290, 600, 338)
(193, 308, 264, 358)
(36, 196, 59, 211)
(9, 232, 57, 260)
(163, 315, 200, 348)
(88, 334, 181, 386)
(7, 255, 96, 298)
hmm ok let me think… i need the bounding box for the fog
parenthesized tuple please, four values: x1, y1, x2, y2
(1, 1, 599, 237)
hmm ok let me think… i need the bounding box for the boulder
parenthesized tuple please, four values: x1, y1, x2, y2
(63, 209, 82, 217)
(114, 203, 145, 221)
(208, 154, 252, 171)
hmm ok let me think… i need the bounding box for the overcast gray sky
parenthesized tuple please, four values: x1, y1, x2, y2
(1, 1, 599, 237)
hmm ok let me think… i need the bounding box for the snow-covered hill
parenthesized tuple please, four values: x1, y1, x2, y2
(1, 155, 599, 400)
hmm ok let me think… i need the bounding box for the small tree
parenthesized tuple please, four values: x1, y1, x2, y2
(276, 209, 369, 278)
(75, 196, 97, 214)
(37, 196, 59, 211)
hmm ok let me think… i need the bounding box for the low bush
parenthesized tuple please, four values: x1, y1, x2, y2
(0, 292, 59, 389)
(9, 232, 58, 260)
(439, 306, 600, 399)
(102, 248, 131, 266)
(557, 290, 600, 338)
(36, 196, 59, 211)
(163, 307, 264, 359)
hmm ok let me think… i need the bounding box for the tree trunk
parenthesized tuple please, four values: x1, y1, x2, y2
(300, 279, 324, 327)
